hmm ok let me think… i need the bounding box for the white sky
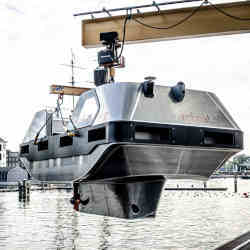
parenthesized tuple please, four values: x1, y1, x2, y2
(1, 0, 250, 152)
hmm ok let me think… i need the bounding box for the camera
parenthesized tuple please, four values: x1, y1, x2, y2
(98, 32, 119, 66)
(94, 31, 124, 86)
(98, 49, 114, 65)
(100, 32, 118, 44)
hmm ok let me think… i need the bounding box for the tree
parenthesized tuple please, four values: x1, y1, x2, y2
(232, 154, 250, 171)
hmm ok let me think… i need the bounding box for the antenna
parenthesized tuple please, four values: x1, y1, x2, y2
(60, 49, 86, 110)
(71, 49, 75, 109)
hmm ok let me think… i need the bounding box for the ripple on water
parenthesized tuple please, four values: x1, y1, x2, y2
(1, 179, 250, 249)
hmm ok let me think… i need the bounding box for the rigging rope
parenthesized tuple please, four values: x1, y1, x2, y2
(34, 95, 64, 145)
(207, 1, 250, 21)
(118, 10, 130, 59)
(133, 1, 206, 30)
(130, 0, 250, 31)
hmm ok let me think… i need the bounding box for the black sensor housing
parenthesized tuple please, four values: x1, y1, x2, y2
(98, 50, 114, 65)
(94, 68, 107, 86)
(100, 32, 118, 44)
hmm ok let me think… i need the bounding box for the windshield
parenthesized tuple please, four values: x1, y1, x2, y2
(68, 90, 99, 130)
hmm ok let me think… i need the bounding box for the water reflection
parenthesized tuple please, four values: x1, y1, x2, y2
(18, 200, 30, 209)
(54, 195, 66, 249)
(0, 195, 8, 250)
(98, 217, 110, 250)
(71, 213, 80, 250)
(1, 179, 250, 249)
(52, 190, 80, 250)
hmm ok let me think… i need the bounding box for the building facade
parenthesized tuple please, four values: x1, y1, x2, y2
(0, 139, 29, 182)
(0, 138, 7, 168)
(6, 150, 19, 168)
(0, 166, 28, 182)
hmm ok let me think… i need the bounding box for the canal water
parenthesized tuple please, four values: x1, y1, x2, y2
(1, 178, 250, 250)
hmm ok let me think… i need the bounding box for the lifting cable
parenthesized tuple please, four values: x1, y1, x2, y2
(57, 95, 67, 131)
(133, 0, 206, 30)
(34, 111, 55, 145)
(207, 1, 250, 21)
(118, 10, 130, 59)
(118, 0, 250, 57)
(34, 95, 65, 145)
(130, 1, 250, 30)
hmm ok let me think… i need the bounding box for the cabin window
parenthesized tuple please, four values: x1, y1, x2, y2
(60, 136, 73, 147)
(38, 140, 48, 151)
(134, 125, 171, 142)
(203, 131, 234, 146)
(69, 91, 99, 130)
(88, 127, 106, 142)
(21, 145, 29, 154)
(23, 110, 47, 143)
(78, 97, 98, 127)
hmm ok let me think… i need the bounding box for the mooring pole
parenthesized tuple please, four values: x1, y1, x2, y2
(234, 174, 238, 193)
(18, 179, 30, 202)
(18, 181, 22, 201)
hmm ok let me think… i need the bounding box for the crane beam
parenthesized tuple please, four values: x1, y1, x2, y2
(50, 85, 90, 96)
(81, 1, 250, 48)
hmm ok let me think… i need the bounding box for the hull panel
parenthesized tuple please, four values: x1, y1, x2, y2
(21, 143, 236, 182)
(77, 175, 165, 219)
(87, 144, 236, 181)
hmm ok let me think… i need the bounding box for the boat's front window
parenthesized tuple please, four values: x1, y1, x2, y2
(23, 110, 47, 143)
(78, 96, 98, 125)
(69, 90, 99, 129)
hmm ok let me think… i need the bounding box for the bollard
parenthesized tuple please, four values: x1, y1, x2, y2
(41, 182, 46, 190)
(234, 174, 238, 193)
(18, 181, 22, 201)
(18, 179, 30, 202)
(203, 181, 207, 189)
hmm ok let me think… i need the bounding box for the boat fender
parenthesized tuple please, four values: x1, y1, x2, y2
(169, 81, 185, 102)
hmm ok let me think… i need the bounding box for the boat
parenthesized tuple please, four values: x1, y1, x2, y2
(240, 171, 250, 179)
(20, 32, 243, 219)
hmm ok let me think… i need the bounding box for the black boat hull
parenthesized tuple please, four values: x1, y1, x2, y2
(77, 175, 165, 219)
(21, 142, 237, 182)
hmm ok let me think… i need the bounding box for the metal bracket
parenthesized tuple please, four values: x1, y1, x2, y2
(103, 7, 112, 17)
(153, 1, 161, 12)
(74, 0, 203, 18)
